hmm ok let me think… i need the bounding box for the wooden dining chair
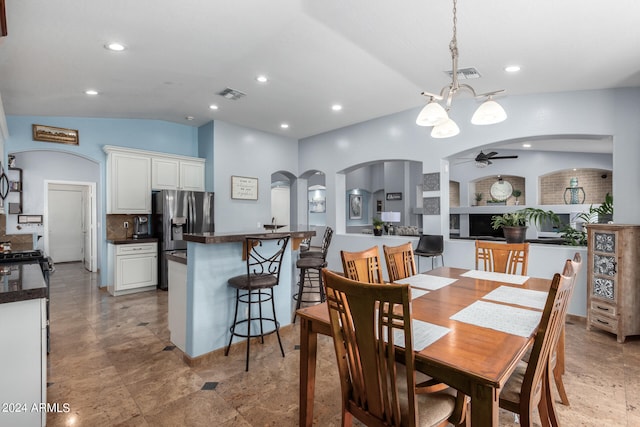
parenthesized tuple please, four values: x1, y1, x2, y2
(552, 252, 582, 406)
(499, 261, 576, 427)
(321, 269, 467, 427)
(383, 241, 417, 282)
(475, 240, 530, 275)
(340, 245, 385, 284)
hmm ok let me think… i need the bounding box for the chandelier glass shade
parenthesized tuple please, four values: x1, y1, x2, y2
(416, 0, 506, 137)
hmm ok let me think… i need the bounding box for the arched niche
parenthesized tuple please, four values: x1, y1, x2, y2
(299, 169, 327, 226)
(469, 175, 526, 207)
(539, 168, 612, 205)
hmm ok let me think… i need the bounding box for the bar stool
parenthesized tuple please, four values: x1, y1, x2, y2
(292, 228, 332, 322)
(225, 235, 290, 371)
(414, 234, 444, 271)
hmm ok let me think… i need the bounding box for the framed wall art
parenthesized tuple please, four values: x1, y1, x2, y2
(32, 124, 79, 145)
(386, 192, 402, 201)
(231, 175, 258, 200)
(349, 194, 362, 219)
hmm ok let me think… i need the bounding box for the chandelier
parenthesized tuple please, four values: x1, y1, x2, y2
(416, 0, 507, 138)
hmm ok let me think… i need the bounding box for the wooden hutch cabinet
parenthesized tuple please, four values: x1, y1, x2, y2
(586, 224, 640, 343)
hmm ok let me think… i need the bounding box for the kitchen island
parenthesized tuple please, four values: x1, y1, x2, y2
(174, 227, 315, 364)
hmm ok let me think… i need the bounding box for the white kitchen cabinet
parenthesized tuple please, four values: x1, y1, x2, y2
(106, 150, 151, 214)
(179, 159, 205, 191)
(168, 258, 187, 351)
(152, 157, 205, 191)
(108, 243, 158, 296)
(0, 298, 47, 427)
(152, 157, 180, 190)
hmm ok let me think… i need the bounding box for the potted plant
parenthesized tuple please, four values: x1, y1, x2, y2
(512, 189, 522, 205)
(474, 192, 483, 206)
(372, 217, 384, 236)
(491, 208, 561, 243)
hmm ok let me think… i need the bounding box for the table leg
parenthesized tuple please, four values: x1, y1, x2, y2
(299, 317, 318, 427)
(470, 383, 499, 426)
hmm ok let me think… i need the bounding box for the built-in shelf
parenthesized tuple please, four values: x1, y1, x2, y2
(8, 164, 22, 214)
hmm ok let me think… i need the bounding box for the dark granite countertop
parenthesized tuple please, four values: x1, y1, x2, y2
(165, 251, 187, 265)
(0, 263, 47, 304)
(184, 226, 315, 244)
(108, 237, 159, 244)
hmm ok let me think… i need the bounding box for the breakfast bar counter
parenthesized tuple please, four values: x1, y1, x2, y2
(174, 227, 315, 364)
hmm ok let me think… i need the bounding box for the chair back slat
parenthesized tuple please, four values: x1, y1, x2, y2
(383, 242, 417, 282)
(323, 269, 418, 427)
(475, 240, 530, 275)
(341, 246, 385, 284)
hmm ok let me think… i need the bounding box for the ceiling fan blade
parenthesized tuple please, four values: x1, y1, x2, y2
(490, 155, 519, 159)
(485, 151, 499, 158)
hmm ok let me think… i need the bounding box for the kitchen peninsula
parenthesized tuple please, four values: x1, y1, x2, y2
(172, 227, 315, 365)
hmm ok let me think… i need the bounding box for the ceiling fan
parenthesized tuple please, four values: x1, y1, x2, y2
(473, 151, 518, 167)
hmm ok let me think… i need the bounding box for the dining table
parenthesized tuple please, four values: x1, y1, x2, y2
(296, 266, 553, 426)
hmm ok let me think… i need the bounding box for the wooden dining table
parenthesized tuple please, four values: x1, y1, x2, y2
(296, 266, 553, 426)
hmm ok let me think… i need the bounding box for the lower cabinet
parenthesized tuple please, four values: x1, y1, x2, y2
(108, 243, 158, 296)
(168, 258, 187, 352)
(0, 298, 47, 427)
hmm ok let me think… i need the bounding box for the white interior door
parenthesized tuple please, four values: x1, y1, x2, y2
(48, 185, 83, 263)
(82, 186, 93, 270)
(271, 186, 290, 228)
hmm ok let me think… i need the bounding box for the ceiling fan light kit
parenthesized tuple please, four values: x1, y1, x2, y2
(416, 0, 507, 137)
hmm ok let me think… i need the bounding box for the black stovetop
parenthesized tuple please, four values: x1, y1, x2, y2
(0, 250, 46, 263)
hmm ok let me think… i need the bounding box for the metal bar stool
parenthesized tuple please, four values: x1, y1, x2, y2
(293, 227, 332, 322)
(225, 235, 290, 371)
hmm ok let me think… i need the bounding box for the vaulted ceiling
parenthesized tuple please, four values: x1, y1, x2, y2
(1, 0, 639, 139)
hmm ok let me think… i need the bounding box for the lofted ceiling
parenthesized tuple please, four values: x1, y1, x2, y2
(0, 0, 639, 140)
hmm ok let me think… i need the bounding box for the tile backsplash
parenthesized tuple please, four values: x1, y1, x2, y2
(106, 214, 146, 240)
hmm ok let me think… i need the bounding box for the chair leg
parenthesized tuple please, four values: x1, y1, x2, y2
(554, 327, 570, 405)
(292, 267, 307, 323)
(245, 290, 252, 371)
(271, 288, 285, 357)
(225, 289, 241, 356)
(258, 291, 265, 344)
(318, 267, 326, 302)
(546, 363, 561, 426)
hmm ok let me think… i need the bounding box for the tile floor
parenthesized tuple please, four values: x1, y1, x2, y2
(45, 262, 639, 426)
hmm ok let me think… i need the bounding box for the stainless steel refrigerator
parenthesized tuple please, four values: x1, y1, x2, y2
(152, 190, 215, 290)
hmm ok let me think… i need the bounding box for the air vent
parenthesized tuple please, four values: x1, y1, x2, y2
(218, 87, 246, 100)
(446, 67, 481, 80)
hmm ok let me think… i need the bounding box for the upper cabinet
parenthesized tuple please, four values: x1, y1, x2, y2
(105, 146, 206, 214)
(151, 157, 205, 191)
(107, 150, 152, 214)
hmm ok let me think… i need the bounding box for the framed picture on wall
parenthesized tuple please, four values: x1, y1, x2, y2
(349, 194, 362, 219)
(386, 192, 402, 201)
(231, 175, 258, 200)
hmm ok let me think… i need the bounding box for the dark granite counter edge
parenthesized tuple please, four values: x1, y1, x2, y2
(166, 252, 187, 265)
(108, 238, 159, 244)
(0, 287, 47, 304)
(184, 230, 315, 244)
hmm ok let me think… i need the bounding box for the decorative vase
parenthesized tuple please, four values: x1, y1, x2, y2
(373, 228, 383, 236)
(502, 226, 527, 243)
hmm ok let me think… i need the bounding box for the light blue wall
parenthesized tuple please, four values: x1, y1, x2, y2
(5, 115, 198, 285)
(212, 120, 299, 232)
(197, 121, 214, 193)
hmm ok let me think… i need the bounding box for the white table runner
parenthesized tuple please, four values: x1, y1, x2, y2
(483, 286, 547, 310)
(450, 300, 542, 337)
(461, 270, 529, 285)
(395, 274, 457, 290)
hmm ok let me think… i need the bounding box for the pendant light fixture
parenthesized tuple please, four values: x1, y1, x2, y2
(416, 0, 506, 138)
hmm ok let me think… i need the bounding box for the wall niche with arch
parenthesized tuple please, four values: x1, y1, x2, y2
(539, 168, 612, 205)
(467, 175, 526, 206)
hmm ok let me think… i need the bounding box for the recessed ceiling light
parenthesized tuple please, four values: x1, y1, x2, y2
(209, 104, 219, 110)
(522, 143, 531, 148)
(332, 104, 343, 111)
(105, 42, 126, 52)
(505, 65, 521, 73)
(85, 89, 99, 96)
(256, 75, 268, 83)
(280, 123, 289, 129)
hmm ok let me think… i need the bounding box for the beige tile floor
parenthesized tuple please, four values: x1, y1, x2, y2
(46, 262, 640, 426)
